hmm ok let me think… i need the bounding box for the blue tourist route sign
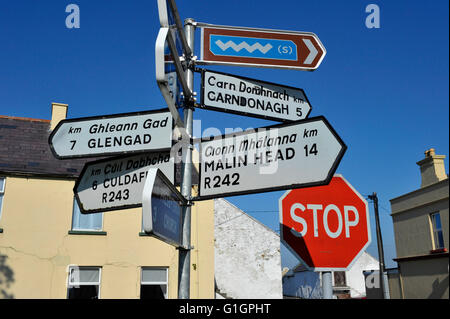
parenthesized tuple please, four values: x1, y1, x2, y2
(198, 23, 326, 71)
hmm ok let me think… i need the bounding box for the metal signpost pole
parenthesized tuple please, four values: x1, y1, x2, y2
(178, 18, 195, 299)
(322, 272, 333, 299)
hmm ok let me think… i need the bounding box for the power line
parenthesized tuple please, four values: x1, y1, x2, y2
(365, 194, 392, 215)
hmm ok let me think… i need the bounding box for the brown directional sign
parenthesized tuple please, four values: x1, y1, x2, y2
(198, 23, 326, 71)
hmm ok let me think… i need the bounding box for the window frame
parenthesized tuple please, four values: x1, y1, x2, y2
(0, 177, 5, 223)
(140, 267, 169, 299)
(430, 212, 444, 250)
(67, 266, 102, 299)
(71, 197, 104, 232)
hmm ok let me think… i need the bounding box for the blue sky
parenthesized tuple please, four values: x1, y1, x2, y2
(0, 1, 448, 270)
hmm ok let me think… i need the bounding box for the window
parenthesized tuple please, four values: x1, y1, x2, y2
(71, 198, 103, 231)
(0, 177, 5, 222)
(334, 271, 347, 287)
(430, 212, 444, 250)
(140, 268, 168, 299)
(67, 266, 101, 299)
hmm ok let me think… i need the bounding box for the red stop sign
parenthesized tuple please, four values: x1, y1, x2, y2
(279, 175, 371, 271)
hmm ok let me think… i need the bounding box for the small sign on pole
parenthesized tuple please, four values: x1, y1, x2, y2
(157, 0, 192, 58)
(155, 27, 192, 129)
(142, 168, 187, 247)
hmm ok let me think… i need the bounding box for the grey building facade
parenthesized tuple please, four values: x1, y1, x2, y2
(390, 148, 449, 299)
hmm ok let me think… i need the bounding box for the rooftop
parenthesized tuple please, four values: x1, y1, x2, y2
(0, 114, 196, 185)
(0, 115, 87, 178)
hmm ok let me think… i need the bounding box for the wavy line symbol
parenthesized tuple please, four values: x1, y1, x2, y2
(215, 40, 273, 54)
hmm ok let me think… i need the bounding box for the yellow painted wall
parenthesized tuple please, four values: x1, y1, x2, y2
(0, 175, 214, 299)
(191, 186, 215, 298)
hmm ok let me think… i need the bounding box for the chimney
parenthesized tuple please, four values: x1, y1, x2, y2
(50, 102, 68, 130)
(416, 148, 448, 188)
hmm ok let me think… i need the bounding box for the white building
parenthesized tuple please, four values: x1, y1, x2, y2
(214, 198, 283, 299)
(283, 251, 379, 299)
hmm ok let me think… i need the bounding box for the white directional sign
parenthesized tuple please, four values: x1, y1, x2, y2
(49, 109, 173, 159)
(74, 151, 175, 214)
(195, 117, 346, 200)
(156, 0, 194, 130)
(157, 0, 192, 58)
(201, 70, 312, 122)
(155, 27, 189, 129)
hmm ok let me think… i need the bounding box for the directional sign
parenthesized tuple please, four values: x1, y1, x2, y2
(157, 0, 191, 58)
(201, 69, 312, 122)
(157, 0, 190, 115)
(195, 116, 346, 200)
(74, 151, 175, 214)
(156, 27, 189, 128)
(198, 23, 326, 71)
(49, 109, 173, 159)
(142, 168, 187, 247)
(279, 175, 371, 271)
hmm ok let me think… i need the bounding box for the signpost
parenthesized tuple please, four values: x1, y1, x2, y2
(201, 70, 312, 122)
(142, 168, 187, 247)
(155, 28, 187, 129)
(198, 23, 326, 71)
(74, 151, 175, 214)
(49, 109, 173, 159)
(279, 175, 371, 271)
(157, 0, 192, 58)
(195, 116, 346, 200)
(47, 0, 344, 300)
(156, 0, 194, 129)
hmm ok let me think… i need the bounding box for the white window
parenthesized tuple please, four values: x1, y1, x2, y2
(0, 177, 5, 222)
(430, 212, 445, 250)
(140, 267, 168, 299)
(67, 266, 101, 299)
(71, 198, 103, 231)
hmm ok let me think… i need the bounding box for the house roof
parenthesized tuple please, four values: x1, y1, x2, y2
(214, 197, 281, 237)
(285, 250, 380, 275)
(0, 116, 87, 178)
(0, 115, 197, 185)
